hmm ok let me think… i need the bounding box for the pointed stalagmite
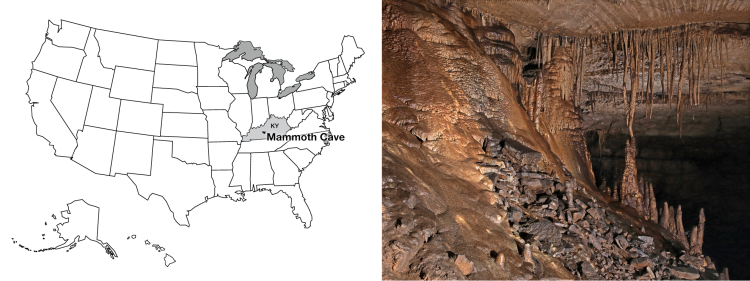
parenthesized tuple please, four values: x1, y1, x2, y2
(719, 267, 730, 280)
(668, 205, 676, 234)
(649, 183, 658, 223)
(660, 201, 670, 230)
(690, 208, 706, 255)
(689, 225, 699, 254)
(699, 208, 706, 251)
(523, 243, 534, 270)
(642, 178, 650, 219)
(675, 205, 689, 249)
(613, 183, 619, 201)
(620, 139, 642, 213)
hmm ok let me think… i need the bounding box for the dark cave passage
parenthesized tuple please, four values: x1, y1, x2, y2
(586, 131, 750, 278)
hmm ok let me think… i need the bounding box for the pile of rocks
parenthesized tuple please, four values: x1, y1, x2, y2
(482, 139, 730, 280)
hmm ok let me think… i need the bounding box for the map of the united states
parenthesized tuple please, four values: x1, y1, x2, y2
(26, 20, 364, 228)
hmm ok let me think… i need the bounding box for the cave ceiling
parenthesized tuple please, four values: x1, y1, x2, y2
(455, 0, 750, 37)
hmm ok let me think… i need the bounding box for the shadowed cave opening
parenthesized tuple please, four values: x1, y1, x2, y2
(586, 131, 750, 278)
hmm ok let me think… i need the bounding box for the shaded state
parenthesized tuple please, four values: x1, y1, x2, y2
(245, 63, 264, 98)
(278, 83, 301, 98)
(222, 41, 264, 62)
(295, 71, 315, 82)
(243, 115, 291, 141)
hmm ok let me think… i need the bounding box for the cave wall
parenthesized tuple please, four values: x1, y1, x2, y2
(382, 0, 598, 278)
(381, 0, 689, 279)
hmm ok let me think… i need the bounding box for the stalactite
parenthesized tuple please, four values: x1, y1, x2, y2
(628, 30, 638, 137)
(580, 37, 586, 106)
(707, 34, 715, 106)
(607, 33, 612, 76)
(659, 30, 665, 106)
(667, 31, 677, 108)
(614, 32, 619, 82)
(648, 30, 655, 117)
(526, 23, 732, 145)
(700, 32, 705, 106)
(536, 32, 541, 69)
(622, 31, 629, 107)
(546, 35, 552, 68)
(687, 37, 695, 109)
(720, 36, 725, 103)
(691, 30, 697, 107)
(677, 25, 688, 136)
(639, 30, 645, 110)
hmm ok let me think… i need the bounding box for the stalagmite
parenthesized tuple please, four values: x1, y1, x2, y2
(613, 183, 619, 201)
(660, 201, 670, 230)
(676, 205, 689, 249)
(620, 139, 641, 212)
(668, 205, 676, 234)
(649, 183, 658, 223)
(719, 267, 730, 280)
(642, 178, 650, 219)
(523, 243, 534, 270)
(496, 252, 505, 268)
(689, 225, 699, 255)
(690, 208, 706, 255)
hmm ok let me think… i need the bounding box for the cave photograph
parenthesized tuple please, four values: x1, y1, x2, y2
(382, 0, 750, 279)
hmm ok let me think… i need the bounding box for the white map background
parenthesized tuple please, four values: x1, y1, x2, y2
(0, 0, 381, 279)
